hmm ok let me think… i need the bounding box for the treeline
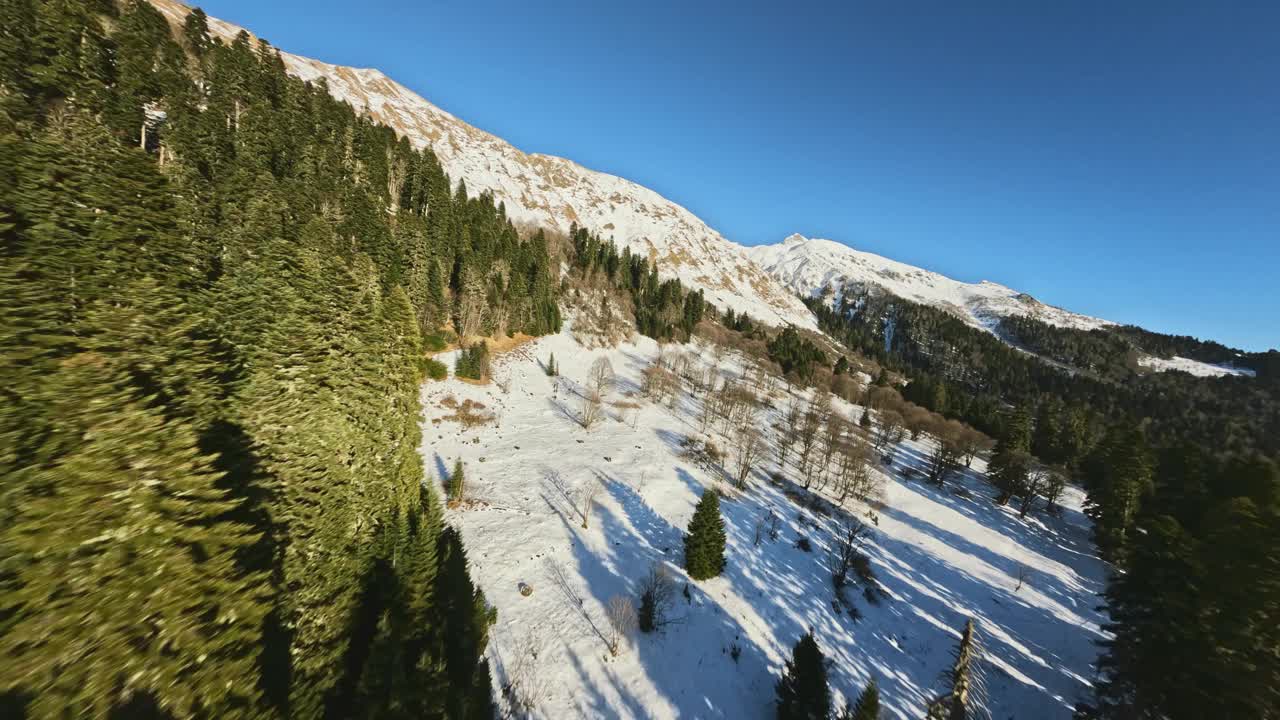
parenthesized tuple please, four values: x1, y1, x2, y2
(1, 2, 561, 718)
(804, 287, 1280, 718)
(807, 292, 1280, 457)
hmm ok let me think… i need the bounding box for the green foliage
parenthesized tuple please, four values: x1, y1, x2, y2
(767, 326, 827, 382)
(841, 679, 880, 720)
(775, 631, 831, 720)
(1085, 458, 1280, 720)
(1082, 424, 1153, 562)
(455, 341, 490, 380)
(423, 356, 448, 381)
(545, 352, 558, 376)
(683, 490, 726, 580)
(806, 294, 1280, 457)
(567, 223, 693, 341)
(0, 6, 562, 716)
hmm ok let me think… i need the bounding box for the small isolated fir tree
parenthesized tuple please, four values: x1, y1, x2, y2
(448, 459, 466, 503)
(859, 408, 872, 431)
(545, 352, 558, 376)
(841, 679, 880, 720)
(775, 631, 831, 720)
(683, 490, 726, 580)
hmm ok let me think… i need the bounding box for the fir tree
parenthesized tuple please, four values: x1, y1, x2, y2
(683, 490, 727, 580)
(841, 679, 880, 720)
(775, 631, 831, 720)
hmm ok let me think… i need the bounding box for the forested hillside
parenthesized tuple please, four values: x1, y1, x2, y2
(0, 1, 558, 717)
(804, 286, 1280, 719)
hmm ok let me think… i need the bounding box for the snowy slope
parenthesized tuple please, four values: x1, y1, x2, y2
(147, 0, 815, 330)
(747, 234, 1113, 333)
(1137, 354, 1255, 378)
(421, 326, 1108, 719)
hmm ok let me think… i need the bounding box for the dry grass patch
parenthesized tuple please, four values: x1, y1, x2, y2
(441, 399, 495, 429)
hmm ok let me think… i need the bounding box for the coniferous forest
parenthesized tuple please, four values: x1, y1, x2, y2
(807, 289, 1280, 719)
(1, 3, 1277, 720)
(1, 1, 557, 717)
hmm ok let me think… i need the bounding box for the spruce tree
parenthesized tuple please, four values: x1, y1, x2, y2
(841, 679, 880, 720)
(683, 490, 726, 580)
(775, 631, 831, 720)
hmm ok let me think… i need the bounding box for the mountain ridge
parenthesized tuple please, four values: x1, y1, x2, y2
(148, 0, 818, 330)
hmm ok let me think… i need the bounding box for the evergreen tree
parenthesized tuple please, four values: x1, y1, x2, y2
(1083, 424, 1152, 563)
(841, 679, 880, 720)
(775, 631, 831, 720)
(683, 490, 726, 580)
(988, 406, 1032, 505)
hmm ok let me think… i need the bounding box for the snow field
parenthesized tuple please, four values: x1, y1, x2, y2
(420, 326, 1107, 719)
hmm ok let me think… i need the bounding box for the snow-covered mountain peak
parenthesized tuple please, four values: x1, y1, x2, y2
(747, 234, 1113, 333)
(148, 0, 816, 330)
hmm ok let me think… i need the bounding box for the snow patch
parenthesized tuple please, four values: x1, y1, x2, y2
(1138, 354, 1255, 378)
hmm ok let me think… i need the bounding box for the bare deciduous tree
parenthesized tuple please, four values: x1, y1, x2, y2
(588, 357, 616, 398)
(829, 518, 870, 591)
(872, 409, 905, 455)
(834, 436, 876, 505)
(731, 414, 766, 490)
(581, 388, 603, 429)
(926, 419, 967, 487)
(605, 595, 638, 656)
(776, 396, 803, 469)
(796, 395, 829, 488)
(818, 413, 851, 491)
(640, 357, 679, 406)
(578, 477, 602, 529)
(637, 562, 677, 633)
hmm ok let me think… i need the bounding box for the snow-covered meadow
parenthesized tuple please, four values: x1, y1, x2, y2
(420, 328, 1108, 719)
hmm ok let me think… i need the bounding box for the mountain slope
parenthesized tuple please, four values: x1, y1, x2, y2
(747, 234, 1112, 333)
(148, 0, 815, 330)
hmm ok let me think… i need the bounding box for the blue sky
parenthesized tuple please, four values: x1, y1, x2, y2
(197, 0, 1278, 351)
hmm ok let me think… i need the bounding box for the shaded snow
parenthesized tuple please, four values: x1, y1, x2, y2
(420, 326, 1108, 719)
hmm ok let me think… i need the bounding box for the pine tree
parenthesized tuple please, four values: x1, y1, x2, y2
(775, 631, 831, 720)
(683, 490, 727, 580)
(841, 679, 880, 720)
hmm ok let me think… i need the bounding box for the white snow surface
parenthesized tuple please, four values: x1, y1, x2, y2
(148, 0, 816, 331)
(747, 234, 1114, 333)
(420, 326, 1108, 719)
(1138, 354, 1255, 378)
